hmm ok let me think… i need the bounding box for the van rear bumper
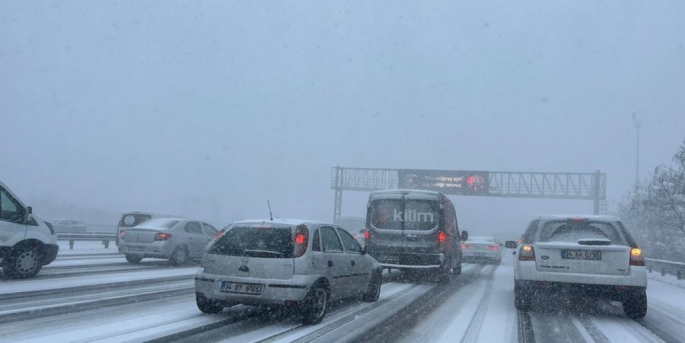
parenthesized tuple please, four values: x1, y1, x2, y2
(373, 252, 444, 269)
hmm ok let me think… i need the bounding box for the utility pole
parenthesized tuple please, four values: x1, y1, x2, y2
(632, 113, 641, 191)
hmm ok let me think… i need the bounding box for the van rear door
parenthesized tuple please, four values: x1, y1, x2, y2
(367, 193, 440, 265)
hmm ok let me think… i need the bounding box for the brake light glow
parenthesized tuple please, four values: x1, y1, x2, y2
(630, 247, 645, 266)
(438, 231, 446, 243)
(519, 244, 535, 261)
(364, 230, 370, 240)
(293, 224, 308, 258)
(154, 232, 172, 241)
(461, 244, 467, 249)
(119, 230, 126, 239)
(489, 245, 499, 251)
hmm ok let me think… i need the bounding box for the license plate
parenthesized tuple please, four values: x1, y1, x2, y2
(561, 250, 601, 260)
(220, 282, 263, 295)
(128, 246, 145, 252)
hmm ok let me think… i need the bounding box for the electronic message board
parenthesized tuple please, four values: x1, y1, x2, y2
(398, 169, 489, 195)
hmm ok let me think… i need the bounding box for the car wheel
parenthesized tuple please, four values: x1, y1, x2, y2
(455, 261, 462, 275)
(125, 254, 143, 264)
(362, 271, 382, 302)
(196, 294, 224, 314)
(3, 244, 42, 279)
(514, 281, 532, 311)
(623, 291, 647, 319)
(301, 283, 329, 325)
(169, 246, 189, 266)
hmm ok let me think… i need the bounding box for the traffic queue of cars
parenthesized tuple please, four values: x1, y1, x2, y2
(2, 178, 649, 323)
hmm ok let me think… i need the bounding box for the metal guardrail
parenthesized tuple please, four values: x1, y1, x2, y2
(56, 232, 117, 250)
(645, 258, 685, 280)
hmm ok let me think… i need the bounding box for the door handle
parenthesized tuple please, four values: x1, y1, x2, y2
(328, 260, 334, 267)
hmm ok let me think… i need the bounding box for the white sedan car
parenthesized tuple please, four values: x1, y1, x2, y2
(461, 236, 502, 264)
(506, 215, 647, 319)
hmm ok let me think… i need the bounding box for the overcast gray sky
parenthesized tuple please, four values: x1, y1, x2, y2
(1, 1, 684, 234)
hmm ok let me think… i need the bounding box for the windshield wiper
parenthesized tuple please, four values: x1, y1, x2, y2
(243, 249, 286, 257)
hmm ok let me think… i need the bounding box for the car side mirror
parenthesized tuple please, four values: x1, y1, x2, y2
(460, 231, 469, 241)
(505, 241, 518, 249)
(25, 206, 33, 223)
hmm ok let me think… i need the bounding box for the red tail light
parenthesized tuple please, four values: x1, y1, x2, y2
(293, 224, 308, 258)
(519, 244, 535, 261)
(489, 245, 499, 251)
(154, 232, 172, 241)
(461, 244, 467, 249)
(438, 231, 446, 243)
(119, 230, 126, 239)
(629, 247, 645, 266)
(364, 230, 370, 240)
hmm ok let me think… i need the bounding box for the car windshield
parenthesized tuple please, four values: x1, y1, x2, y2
(208, 225, 293, 258)
(537, 220, 626, 245)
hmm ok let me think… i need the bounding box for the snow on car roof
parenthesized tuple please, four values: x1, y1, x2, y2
(467, 236, 496, 242)
(231, 218, 329, 226)
(537, 214, 620, 222)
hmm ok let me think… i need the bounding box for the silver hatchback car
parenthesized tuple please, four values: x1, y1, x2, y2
(118, 218, 219, 265)
(194, 219, 382, 325)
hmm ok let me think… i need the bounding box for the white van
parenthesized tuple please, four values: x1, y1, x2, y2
(0, 181, 59, 279)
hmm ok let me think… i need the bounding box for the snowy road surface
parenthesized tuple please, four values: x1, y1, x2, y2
(1, 241, 685, 342)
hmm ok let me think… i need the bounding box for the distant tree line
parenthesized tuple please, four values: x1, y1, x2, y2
(617, 140, 685, 261)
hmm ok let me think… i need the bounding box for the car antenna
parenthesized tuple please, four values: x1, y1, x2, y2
(267, 200, 273, 221)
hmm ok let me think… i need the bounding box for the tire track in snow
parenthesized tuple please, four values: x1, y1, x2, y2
(577, 316, 610, 343)
(459, 266, 496, 343)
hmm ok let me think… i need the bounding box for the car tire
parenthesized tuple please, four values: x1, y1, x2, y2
(169, 246, 189, 266)
(125, 254, 143, 264)
(514, 281, 532, 311)
(362, 271, 382, 302)
(3, 244, 42, 279)
(301, 283, 329, 325)
(196, 294, 224, 314)
(437, 258, 453, 284)
(623, 291, 647, 319)
(455, 261, 462, 275)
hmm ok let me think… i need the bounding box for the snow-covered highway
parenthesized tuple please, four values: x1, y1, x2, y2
(2, 242, 685, 343)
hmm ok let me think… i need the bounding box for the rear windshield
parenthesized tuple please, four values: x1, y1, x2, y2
(468, 236, 496, 244)
(208, 225, 293, 258)
(370, 199, 439, 231)
(136, 218, 179, 229)
(120, 213, 152, 228)
(536, 220, 626, 245)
